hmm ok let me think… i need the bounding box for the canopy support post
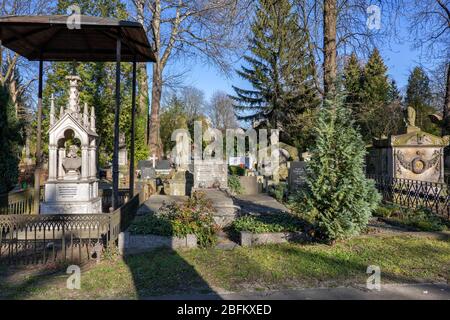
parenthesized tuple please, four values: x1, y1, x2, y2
(112, 37, 121, 210)
(129, 60, 137, 197)
(33, 59, 43, 214)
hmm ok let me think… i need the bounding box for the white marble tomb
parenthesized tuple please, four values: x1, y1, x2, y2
(40, 75, 102, 214)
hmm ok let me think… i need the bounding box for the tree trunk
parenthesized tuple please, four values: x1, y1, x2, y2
(137, 62, 149, 144)
(148, 61, 163, 157)
(444, 64, 450, 135)
(323, 0, 337, 98)
(148, 0, 163, 158)
(135, 0, 150, 145)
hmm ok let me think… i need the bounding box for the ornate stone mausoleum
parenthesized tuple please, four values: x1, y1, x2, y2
(40, 75, 101, 214)
(367, 107, 450, 183)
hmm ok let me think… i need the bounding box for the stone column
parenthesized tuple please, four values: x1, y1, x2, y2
(81, 146, 89, 180)
(58, 148, 65, 179)
(89, 146, 96, 179)
(48, 145, 57, 181)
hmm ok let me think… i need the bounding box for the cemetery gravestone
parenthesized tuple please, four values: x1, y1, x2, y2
(155, 160, 172, 176)
(288, 161, 307, 191)
(193, 160, 227, 189)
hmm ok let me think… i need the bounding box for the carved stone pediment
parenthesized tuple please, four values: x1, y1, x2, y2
(391, 131, 448, 147)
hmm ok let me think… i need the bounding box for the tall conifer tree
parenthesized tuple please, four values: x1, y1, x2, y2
(343, 49, 403, 142)
(292, 96, 380, 242)
(231, 0, 318, 147)
(406, 67, 439, 135)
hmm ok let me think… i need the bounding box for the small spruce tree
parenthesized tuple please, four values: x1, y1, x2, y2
(293, 96, 380, 242)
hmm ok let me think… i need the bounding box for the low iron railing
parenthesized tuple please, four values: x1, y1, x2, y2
(0, 189, 37, 215)
(368, 175, 450, 219)
(0, 191, 144, 265)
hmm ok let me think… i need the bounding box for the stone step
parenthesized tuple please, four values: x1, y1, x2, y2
(215, 231, 239, 250)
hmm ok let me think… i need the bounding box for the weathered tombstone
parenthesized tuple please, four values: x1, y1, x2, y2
(288, 161, 307, 192)
(137, 160, 152, 171)
(155, 159, 172, 176)
(168, 170, 194, 196)
(193, 160, 227, 189)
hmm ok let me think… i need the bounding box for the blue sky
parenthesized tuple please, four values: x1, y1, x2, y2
(171, 18, 424, 102)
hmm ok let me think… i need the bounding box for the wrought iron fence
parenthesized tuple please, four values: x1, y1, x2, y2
(99, 189, 130, 212)
(0, 192, 144, 265)
(0, 213, 111, 265)
(0, 189, 37, 215)
(368, 175, 450, 219)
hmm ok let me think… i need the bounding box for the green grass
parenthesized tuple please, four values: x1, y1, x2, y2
(0, 234, 449, 299)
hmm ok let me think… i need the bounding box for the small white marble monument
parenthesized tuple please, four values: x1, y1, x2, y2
(40, 75, 102, 214)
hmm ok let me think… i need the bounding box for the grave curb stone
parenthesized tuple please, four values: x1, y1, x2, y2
(118, 232, 197, 255)
(240, 231, 305, 247)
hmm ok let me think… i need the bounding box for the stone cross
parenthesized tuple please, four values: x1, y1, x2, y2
(149, 154, 158, 168)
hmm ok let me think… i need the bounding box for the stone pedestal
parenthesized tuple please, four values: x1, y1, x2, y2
(40, 179, 102, 214)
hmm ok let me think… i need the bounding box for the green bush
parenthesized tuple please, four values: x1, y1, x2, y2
(229, 165, 245, 176)
(291, 98, 381, 242)
(228, 175, 243, 195)
(231, 213, 305, 233)
(129, 191, 219, 247)
(268, 183, 287, 202)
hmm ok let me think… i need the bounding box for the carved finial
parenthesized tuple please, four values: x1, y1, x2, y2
(90, 106, 96, 131)
(50, 94, 55, 126)
(65, 75, 81, 115)
(59, 105, 64, 118)
(83, 102, 89, 127)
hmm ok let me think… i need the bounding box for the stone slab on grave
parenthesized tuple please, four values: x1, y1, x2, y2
(238, 176, 260, 195)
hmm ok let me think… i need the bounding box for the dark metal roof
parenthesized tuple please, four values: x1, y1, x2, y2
(0, 15, 156, 62)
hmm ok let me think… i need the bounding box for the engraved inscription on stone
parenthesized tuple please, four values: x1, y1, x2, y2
(194, 161, 227, 188)
(289, 161, 306, 191)
(58, 186, 78, 199)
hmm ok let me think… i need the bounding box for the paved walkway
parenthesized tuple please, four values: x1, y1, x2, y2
(148, 283, 450, 300)
(234, 194, 290, 215)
